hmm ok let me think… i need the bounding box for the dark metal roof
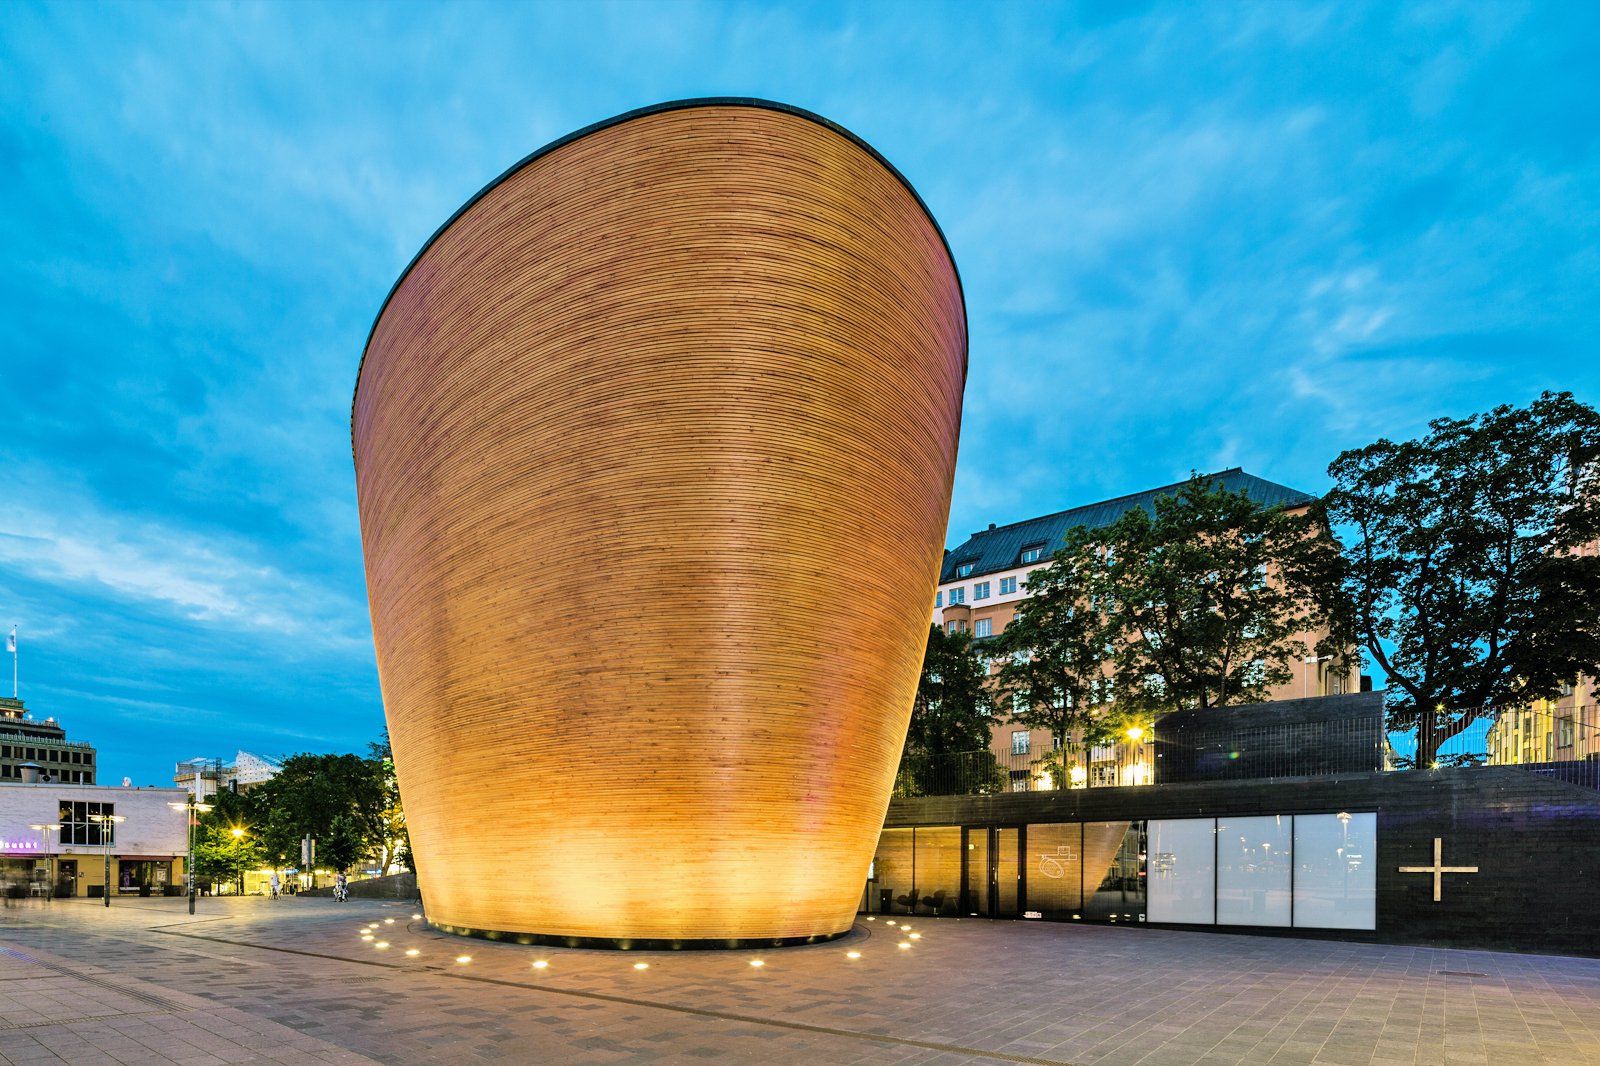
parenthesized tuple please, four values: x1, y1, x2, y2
(351, 96, 968, 449)
(939, 468, 1317, 583)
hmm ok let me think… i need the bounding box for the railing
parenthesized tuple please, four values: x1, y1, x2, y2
(894, 700, 1600, 798)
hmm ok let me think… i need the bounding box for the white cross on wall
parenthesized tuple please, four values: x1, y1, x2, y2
(1397, 837, 1478, 902)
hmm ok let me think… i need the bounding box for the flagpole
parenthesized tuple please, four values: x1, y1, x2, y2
(9, 626, 15, 699)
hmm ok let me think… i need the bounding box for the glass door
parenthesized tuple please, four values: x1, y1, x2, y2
(962, 827, 988, 915)
(995, 828, 1020, 918)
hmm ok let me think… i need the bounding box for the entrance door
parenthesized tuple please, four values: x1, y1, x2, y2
(55, 860, 77, 899)
(994, 828, 1020, 918)
(962, 827, 1021, 918)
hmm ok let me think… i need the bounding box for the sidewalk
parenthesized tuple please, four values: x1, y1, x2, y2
(2, 895, 1598, 1064)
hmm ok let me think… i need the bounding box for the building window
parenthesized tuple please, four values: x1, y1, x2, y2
(974, 618, 993, 638)
(60, 800, 115, 846)
(1011, 731, 1031, 756)
(948, 587, 965, 605)
(1021, 545, 1044, 564)
(999, 576, 1017, 595)
(956, 563, 975, 578)
(1559, 716, 1575, 749)
(947, 620, 968, 634)
(974, 581, 990, 600)
(1091, 764, 1117, 787)
(934, 591, 942, 608)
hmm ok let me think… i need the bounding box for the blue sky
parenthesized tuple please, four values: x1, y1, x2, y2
(2, 1, 1597, 785)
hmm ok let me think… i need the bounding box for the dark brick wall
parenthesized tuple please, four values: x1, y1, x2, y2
(884, 765, 1600, 957)
(1153, 691, 1385, 782)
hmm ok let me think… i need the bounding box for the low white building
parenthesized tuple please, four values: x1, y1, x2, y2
(174, 750, 281, 799)
(0, 780, 188, 899)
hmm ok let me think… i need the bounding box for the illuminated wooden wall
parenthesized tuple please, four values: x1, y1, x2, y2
(352, 99, 966, 945)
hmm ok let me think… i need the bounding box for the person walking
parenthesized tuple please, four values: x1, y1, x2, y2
(334, 871, 348, 902)
(269, 871, 281, 900)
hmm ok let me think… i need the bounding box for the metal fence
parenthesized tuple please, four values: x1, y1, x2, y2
(893, 701, 1600, 798)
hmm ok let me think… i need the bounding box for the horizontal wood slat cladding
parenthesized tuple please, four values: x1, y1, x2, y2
(353, 102, 966, 945)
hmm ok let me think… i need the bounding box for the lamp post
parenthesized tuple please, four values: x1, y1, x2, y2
(27, 823, 59, 901)
(167, 795, 214, 915)
(88, 813, 125, 908)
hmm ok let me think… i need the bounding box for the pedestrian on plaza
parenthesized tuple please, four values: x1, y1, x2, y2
(335, 871, 348, 902)
(269, 871, 281, 900)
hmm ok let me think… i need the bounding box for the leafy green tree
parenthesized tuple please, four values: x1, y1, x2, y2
(368, 733, 409, 874)
(897, 625, 1004, 796)
(191, 790, 264, 894)
(1097, 474, 1345, 715)
(1322, 391, 1600, 767)
(249, 752, 388, 876)
(320, 815, 367, 874)
(990, 533, 1120, 784)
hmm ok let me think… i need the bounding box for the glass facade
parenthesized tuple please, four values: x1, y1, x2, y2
(866, 812, 1375, 932)
(1216, 815, 1292, 927)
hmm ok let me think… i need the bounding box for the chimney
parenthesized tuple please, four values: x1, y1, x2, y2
(19, 763, 41, 784)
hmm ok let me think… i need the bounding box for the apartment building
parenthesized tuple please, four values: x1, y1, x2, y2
(931, 469, 1360, 788)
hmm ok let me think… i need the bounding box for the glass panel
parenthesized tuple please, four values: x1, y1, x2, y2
(912, 827, 961, 916)
(1293, 812, 1376, 930)
(963, 827, 989, 916)
(1216, 815, 1291, 927)
(1083, 820, 1146, 921)
(995, 828, 1020, 917)
(1147, 819, 1216, 924)
(869, 828, 914, 915)
(1026, 822, 1083, 919)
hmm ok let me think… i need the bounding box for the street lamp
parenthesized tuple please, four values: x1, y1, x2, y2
(167, 796, 214, 915)
(88, 813, 125, 908)
(27, 823, 59, 901)
(230, 827, 247, 896)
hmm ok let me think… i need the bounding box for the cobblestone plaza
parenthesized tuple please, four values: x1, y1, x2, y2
(2, 896, 1598, 1065)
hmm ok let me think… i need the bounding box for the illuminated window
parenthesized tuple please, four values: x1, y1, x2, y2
(974, 618, 992, 638)
(974, 581, 991, 600)
(60, 800, 114, 846)
(1012, 731, 1031, 756)
(999, 576, 1017, 594)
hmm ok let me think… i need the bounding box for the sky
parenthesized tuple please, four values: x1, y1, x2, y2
(2, 1, 1597, 786)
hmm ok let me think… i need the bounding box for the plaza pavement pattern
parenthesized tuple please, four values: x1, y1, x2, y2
(0, 897, 1596, 1065)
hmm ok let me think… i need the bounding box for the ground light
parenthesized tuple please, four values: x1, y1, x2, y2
(532, 960, 548, 970)
(455, 956, 471, 964)
(405, 949, 420, 957)
(898, 942, 911, 949)
(633, 962, 649, 970)
(749, 959, 764, 968)
(845, 951, 861, 960)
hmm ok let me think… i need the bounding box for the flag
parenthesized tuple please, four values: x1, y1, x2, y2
(5, 629, 13, 654)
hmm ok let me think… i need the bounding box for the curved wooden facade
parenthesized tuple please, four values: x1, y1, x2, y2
(353, 99, 966, 946)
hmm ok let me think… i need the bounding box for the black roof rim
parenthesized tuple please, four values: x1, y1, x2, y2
(349, 96, 970, 443)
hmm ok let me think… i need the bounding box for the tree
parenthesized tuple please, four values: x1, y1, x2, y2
(368, 733, 409, 875)
(192, 789, 264, 894)
(249, 752, 388, 877)
(1322, 391, 1600, 767)
(1096, 474, 1345, 715)
(990, 533, 1120, 784)
(897, 625, 1004, 796)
